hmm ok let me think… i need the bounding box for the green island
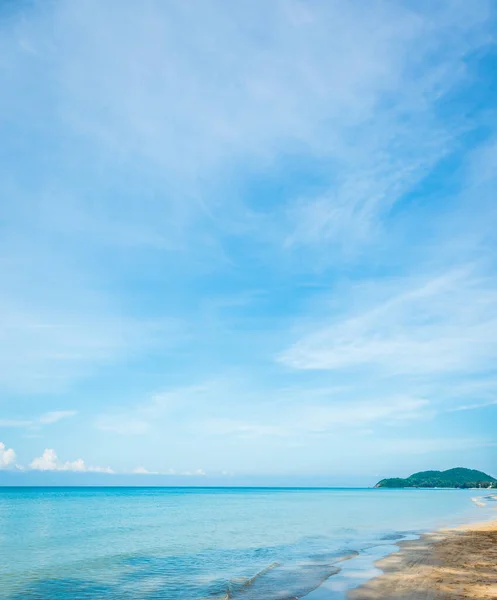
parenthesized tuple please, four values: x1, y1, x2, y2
(375, 467, 497, 489)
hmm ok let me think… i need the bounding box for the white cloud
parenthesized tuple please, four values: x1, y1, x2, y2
(97, 418, 151, 436)
(131, 466, 205, 476)
(49, 1, 425, 173)
(96, 384, 212, 436)
(0, 442, 16, 469)
(97, 379, 434, 455)
(29, 449, 113, 473)
(38, 410, 78, 425)
(0, 410, 77, 430)
(451, 399, 497, 412)
(131, 466, 158, 475)
(203, 420, 289, 439)
(181, 469, 206, 477)
(279, 267, 497, 376)
(296, 397, 431, 432)
(284, 123, 453, 253)
(1, 0, 491, 256)
(372, 437, 497, 456)
(0, 291, 172, 393)
(0, 420, 32, 428)
(203, 395, 430, 439)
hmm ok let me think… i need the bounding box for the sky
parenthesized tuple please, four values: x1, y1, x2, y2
(1, 0, 497, 486)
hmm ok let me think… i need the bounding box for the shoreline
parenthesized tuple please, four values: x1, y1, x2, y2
(347, 517, 497, 599)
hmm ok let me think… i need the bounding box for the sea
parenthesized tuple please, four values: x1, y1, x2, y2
(0, 487, 495, 599)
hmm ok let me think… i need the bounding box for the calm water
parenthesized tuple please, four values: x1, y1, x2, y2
(0, 487, 494, 599)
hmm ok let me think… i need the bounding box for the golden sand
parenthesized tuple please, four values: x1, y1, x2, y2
(348, 519, 497, 600)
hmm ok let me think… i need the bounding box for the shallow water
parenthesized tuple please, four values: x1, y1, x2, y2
(0, 487, 494, 599)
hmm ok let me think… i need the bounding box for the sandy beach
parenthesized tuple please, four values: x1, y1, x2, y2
(349, 518, 497, 600)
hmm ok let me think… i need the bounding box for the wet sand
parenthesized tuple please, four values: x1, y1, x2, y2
(348, 518, 497, 600)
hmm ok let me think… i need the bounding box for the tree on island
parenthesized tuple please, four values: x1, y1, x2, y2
(376, 467, 497, 489)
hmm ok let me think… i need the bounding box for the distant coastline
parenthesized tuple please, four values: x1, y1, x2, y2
(375, 467, 497, 489)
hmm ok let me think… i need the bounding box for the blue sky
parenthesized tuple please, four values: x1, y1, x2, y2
(1, 0, 497, 486)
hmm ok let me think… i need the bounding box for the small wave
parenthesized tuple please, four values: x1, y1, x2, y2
(216, 552, 357, 600)
(227, 562, 279, 595)
(471, 497, 486, 507)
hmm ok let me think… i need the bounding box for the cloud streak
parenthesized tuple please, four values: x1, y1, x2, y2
(280, 267, 497, 376)
(38, 411, 78, 425)
(0, 410, 77, 430)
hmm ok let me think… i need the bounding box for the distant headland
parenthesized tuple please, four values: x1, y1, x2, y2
(375, 467, 497, 489)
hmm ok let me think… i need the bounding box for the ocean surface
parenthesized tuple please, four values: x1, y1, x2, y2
(0, 487, 495, 600)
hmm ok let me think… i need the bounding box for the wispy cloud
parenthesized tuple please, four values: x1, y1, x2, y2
(0, 420, 33, 428)
(201, 394, 432, 441)
(368, 436, 497, 457)
(279, 267, 497, 376)
(38, 411, 78, 425)
(1, 0, 492, 254)
(0, 285, 175, 393)
(451, 399, 497, 412)
(96, 384, 213, 436)
(98, 380, 433, 446)
(0, 410, 77, 430)
(284, 111, 453, 253)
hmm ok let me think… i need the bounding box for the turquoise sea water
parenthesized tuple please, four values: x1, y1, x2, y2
(0, 487, 495, 599)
